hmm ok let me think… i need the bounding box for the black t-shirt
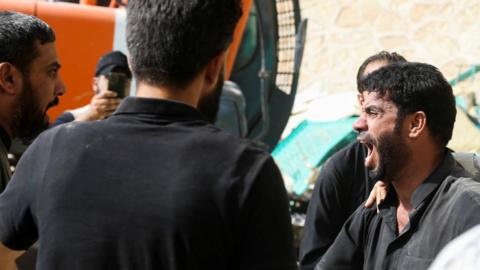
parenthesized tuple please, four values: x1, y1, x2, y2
(299, 141, 375, 270)
(0, 97, 296, 270)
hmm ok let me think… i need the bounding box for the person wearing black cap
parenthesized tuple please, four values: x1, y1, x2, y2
(52, 50, 131, 126)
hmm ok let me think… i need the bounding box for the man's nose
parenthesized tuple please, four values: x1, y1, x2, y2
(55, 75, 66, 96)
(352, 114, 367, 133)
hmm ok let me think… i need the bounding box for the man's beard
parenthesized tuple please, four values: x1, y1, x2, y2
(197, 71, 224, 123)
(364, 130, 411, 182)
(12, 79, 55, 144)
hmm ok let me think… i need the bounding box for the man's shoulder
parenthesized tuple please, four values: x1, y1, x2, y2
(202, 125, 273, 165)
(46, 119, 104, 139)
(441, 174, 480, 208)
(451, 176, 480, 197)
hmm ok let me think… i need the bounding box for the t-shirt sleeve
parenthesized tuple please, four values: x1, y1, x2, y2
(299, 151, 351, 270)
(0, 134, 50, 250)
(237, 155, 296, 270)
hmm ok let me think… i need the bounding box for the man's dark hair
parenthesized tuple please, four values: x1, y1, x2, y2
(360, 62, 456, 147)
(357, 51, 406, 92)
(126, 0, 242, 90)
(0, 11, 55, 74)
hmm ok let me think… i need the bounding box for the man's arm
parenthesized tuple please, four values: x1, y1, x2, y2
(0, 243, 23, 270)
(237, 156, 296, 270)
(50, 111, 75, 127)
(74, 91, 120, 122)
(50, 91, 121, 127)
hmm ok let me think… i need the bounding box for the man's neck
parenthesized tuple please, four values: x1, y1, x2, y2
(135, 80, 202, 109)
(391, 151, 443, 208)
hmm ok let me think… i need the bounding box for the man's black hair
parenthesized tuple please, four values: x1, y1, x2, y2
(126, 0, 242, 90)
(357, 51, 406, 92)
(0, 11, 56, 75)
(359, 62, 456, 147)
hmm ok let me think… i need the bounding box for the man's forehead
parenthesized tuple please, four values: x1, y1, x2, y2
(361, 91, 396, 108)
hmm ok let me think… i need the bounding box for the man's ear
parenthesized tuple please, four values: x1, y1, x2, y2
(0, 62, 21, 95)
(203, 51, 226, 93)
(357, 92, 365, 106)
(408, 111, 427, 138)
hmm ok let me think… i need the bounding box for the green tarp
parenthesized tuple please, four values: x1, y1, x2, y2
(272, 117, 357, 195)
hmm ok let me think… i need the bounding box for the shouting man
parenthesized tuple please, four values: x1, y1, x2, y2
(316, 62, 480, 270)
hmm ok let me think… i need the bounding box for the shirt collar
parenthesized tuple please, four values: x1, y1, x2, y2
(113, 97, 209, 122)
(0, 126, 11, 150)
(410, 150, 455, 208)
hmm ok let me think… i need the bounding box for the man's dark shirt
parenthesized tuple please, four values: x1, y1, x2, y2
(0, 126, 12, 192)
(0, 97, 296, 270)
(316, 151, 480, 270)
(299, 141, 375, 270)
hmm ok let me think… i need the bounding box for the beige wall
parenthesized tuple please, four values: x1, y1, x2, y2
(298, 0, 480, 97)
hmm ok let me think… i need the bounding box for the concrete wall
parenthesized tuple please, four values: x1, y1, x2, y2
(298, 0, 480, 97)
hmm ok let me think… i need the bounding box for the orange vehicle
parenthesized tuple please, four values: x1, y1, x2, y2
(0, 0, 306, 151)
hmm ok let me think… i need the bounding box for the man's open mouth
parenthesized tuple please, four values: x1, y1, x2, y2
(47, 97, 59, 110)
(358, 133, 376, 169)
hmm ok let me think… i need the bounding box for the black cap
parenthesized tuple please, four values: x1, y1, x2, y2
(95, 51, 131, 78)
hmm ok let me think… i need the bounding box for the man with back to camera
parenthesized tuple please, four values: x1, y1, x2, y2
(52, 50, 130, 126)
(315, 62, 480, 270)
(299, 51, 407, 270)
(0, 1, 297, 269)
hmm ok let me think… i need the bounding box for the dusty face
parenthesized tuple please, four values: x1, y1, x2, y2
(353, 91, 411, 181)
(13, 41, 65, 142)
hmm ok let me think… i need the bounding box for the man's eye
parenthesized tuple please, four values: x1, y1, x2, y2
(365, 108, 378, 116)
